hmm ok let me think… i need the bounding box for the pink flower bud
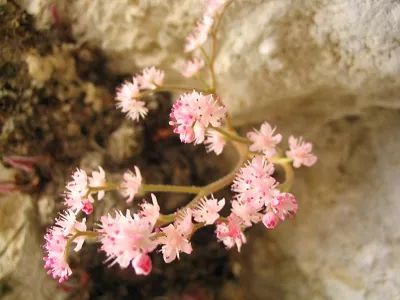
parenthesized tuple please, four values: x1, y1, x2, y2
(82, 201, 93, 215)
(262, 211, 279, 229)
(132, 254, 152, 276)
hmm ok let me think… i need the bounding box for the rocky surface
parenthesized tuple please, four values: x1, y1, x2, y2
(7, 0, 400, 299)
(0, 163, 66, 300)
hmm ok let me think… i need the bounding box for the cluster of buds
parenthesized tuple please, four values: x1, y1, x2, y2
(43, 0, 317, 284)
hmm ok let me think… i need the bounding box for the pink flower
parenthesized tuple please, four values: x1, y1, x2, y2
(64, 168, 89, 213)
(88, 166, 106, 200)
(140, 194, 160, 227)
(98, 210, 156, 269)
(215, 215, 246, 252)
(270, 192, 298, 221)
(54, 210, 87, 251)
(180, 58, 204, 78)
(262, 211, 280, 229)
(231, 199, 262, 227)
(205, 0, 227, 16)
(204, 129, 226, 155)
(158, 210, 193, 263)
(54, 209, 78, 236)
(286, 136, 317, 168)
(193, 195, 225, 225)
(120, 166, 142, 203)
(175, 208, 194, 237)
(247, 122, 282, 157)
(185, 15, 214, 52)
(137, 66, 164, 90)
(232, 156, 277, 206)
(44, 210, 87, 282)
(132, 253, 152, 275)
(116, 80, 148, 121)
(82, 200, 94, 215)
(159, 224, 193, 263)
(169, 91, 226, 144)
(44, 227, 71, 283)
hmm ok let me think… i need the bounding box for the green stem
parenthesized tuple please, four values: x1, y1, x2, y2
(212, 126, 251, 144)
(187, 142, 248, 209)
(142, 184, 202, 194)
(208, 0, 234, 92)
(160, 142, 248, 224)
(88, 183, 120, 194)
(199, 47, 216, 93)
(155, 85, 208, 94)
(272, 159, 295, 192)
(64, 231, 99, 259)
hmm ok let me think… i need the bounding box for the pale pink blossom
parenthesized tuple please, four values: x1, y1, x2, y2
(215, 215, 246, 252)
(286, 136, 317, 168)
(132, 253, 152, 275)
(169, 91, 226, 144)
(44, 210, 87, 282)
(116, 80, 140, 104)
(116, 80, 148, 121)
(98, 210, 156, 268)
(185, 15, 214, 52)
(205, 0, 227, 16)
(54, 210, 87, 251)
(137, 66, 165, 90)
(54, 209, 78, 236)
(231, 156, 280, 225)
(120, 166, 142, 203)
(140, 194, 160, 227)
(204, 129, 226, 155)
(262, 211, 280, 229)
(64, 168, 89, 213)
(180, 58, 205, 78)
(247, 122, 282, 157)
(231, 199, 262, 227)
(232, 156, 277, 205)
(44, 227, 71, 283)
(88, 166, 106, 200)
(193, 195, 225, 225)
(175, 208, 194, 237)
(270, 192, 298, 221)
(158, 223, 193, 263)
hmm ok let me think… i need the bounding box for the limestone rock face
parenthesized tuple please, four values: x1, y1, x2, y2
(17, 0, 400, 299)
(0, 166, 66, 300)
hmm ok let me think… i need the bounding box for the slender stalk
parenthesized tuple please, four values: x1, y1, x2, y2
(212, 126, 251, 144)
(64, 231, 99, 260)
(88, 183, 120, 194)
(270, 157, 293, 164)
(208, 0, 234, 92)
(155, 85, 207, 93)
(142, 184, 202, 194)
(160, 142, 248, 225)
(271, 158, 295, 192)
(186, 142, 248, 209)
(199, 47, 216, 93)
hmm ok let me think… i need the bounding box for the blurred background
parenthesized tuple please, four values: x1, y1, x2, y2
(1, 0, 400, 299)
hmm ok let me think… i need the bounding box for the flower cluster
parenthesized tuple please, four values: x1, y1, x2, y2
(64, 168, 101, 214)
(116, 67, 165, 121)
(44, 210, 87, 282)
(169, 90, 226, 144)
(179, 58, 205, 78)
(44, 0, 318, 285)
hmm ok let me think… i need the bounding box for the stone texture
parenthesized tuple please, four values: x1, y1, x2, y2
(16, 0, 400, 299)
(0, 165, 66, 300)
